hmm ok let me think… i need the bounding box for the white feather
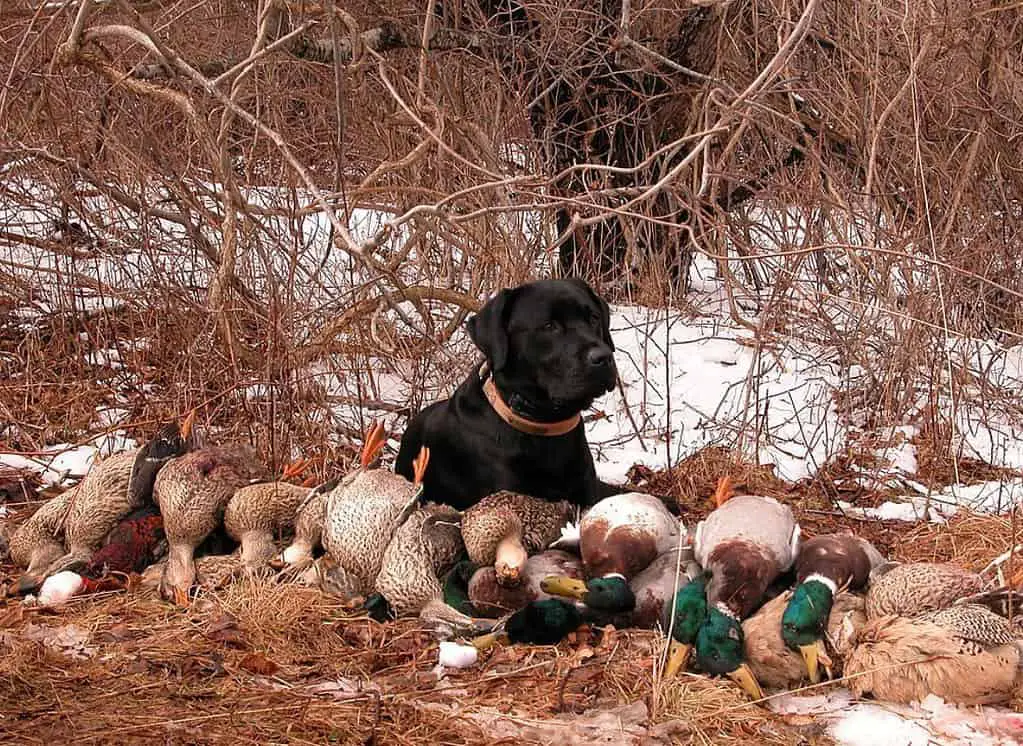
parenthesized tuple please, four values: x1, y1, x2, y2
(438, 641, 478, 669)
(38, 571, 85, 606)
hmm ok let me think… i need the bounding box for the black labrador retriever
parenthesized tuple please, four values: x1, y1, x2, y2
(395, 278, 619, 511)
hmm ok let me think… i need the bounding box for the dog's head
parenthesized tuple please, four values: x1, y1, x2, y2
(467, 278, 617, 415)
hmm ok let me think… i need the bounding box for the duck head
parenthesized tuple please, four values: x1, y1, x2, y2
(540, 573, 636, 613)
(781, 574, 836, 683)
(664, 572, 709, 677)
(128, 410, 197, 505)
(471, 598, 583, 650)
(695, 606, 764, 699)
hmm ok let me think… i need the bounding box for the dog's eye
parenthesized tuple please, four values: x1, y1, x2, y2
(542, 321, 560, 333)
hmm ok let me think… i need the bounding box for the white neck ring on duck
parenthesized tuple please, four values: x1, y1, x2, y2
(601, 573, 627, 581)
(803, 573, 838, 594)
(715, 601, 739, 621)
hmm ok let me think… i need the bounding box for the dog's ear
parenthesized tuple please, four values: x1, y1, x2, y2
(566, 277, 614, 352)
(467, 287, 516, 371)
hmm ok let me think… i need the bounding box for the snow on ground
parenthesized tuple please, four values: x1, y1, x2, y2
(770, 689, 1023, 746)
(0, 431, 138, 487)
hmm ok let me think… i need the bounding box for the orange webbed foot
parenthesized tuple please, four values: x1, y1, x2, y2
(710, 475, 736, 509)
(360, 421, 388, 468)
(412, 446, 430, 486)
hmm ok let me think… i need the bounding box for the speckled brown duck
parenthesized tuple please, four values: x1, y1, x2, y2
(154, 417, 270, 605)
(320, 421, 429, 598)
(460, 490, 574, 588)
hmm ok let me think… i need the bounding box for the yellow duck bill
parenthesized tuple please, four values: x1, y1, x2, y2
(664, 639, 692, 678)
(470, 631, 510, 650)
(540, 575, 588, 600)
(727, 663, 765, 700)
(800, 640, 833, 684)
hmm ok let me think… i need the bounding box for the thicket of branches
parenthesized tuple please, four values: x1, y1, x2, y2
(1, 0, 1021, 473)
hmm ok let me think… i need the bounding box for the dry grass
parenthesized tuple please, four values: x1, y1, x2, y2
(3, 444, 1021, 745)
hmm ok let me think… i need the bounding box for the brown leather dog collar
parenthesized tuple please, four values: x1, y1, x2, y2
(482, 377, 581, 437)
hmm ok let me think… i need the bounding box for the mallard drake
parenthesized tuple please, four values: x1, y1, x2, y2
(744, 588, 867, 690)
(865, 561, 987, 619)
(779, 532, 886, 682)
(844, 604, 1023, 705)
(154, 425, 270, 604)
(468, 549, 585, 617)
(688, 478, 801, 698)
(320, 421, 429, 597)
(471, 598, 586, 650)
(223, 460, 314, 573)
(368, 502, 486, 635)
(541, 491, 681, 614)
(461, 491, 573, 587)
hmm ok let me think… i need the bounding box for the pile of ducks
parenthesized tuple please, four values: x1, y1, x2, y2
(5, 417, 1023, 707)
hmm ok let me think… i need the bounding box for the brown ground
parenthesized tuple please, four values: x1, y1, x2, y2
(1, 445, 1019, 745)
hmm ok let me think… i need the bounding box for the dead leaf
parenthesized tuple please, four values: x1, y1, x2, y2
(22, 622, 95, 658)
(239, 652, 279, 676)
(206, 612, 247, 649)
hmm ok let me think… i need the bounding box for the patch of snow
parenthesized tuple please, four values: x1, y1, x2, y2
(84, 348, 124, 369)
(771, 689, 1023, 746)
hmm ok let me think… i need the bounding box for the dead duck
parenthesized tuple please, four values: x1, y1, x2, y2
(8, 490, 73, 594)
(844, 604, 1023, 705)
(223, 460, 315, 573)
(865, 561, 987, 619)
(275, 477, 337, 573)
(320, 421, 429, 598)
(9, 417, 188, 593)
(46, 418, 190, 577)
(468, 549, 585, 617)
(686, 477, 801, 699)
(744, 588, 867, 690)
(154, 420, 270, 604)
(142, 551, 243, 594)
(367, 502, 487, 635)
(541, 491, 681, 614)
(461, 491, 574, 587)
(777, 532, 887, 683)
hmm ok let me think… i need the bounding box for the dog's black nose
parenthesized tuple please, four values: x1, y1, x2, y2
(587, 347, 613, 367)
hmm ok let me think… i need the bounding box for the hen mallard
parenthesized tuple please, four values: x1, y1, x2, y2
(367, 502, 487, 635)
(778, 532, 886, 682)
(320, 421, 430, 597)
(275, 477, 336, 572)
(224, 459, 314, 573)
(541, 491, 681, 614)
(154, 419, 270, 604)
(9, 417, 188, 593)
(461, 491, 573, 587)
(844, 604, 1023, 705)
(865, 561, 987, 619)
(686, 477, 801, 698)
(8, 490, 73, 594)
(49, 419, 191, 576)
